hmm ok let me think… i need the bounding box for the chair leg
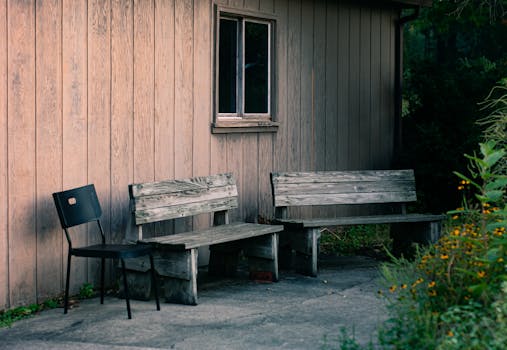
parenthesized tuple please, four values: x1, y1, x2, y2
(64, 254, 72, 314)
(120, 259, 132, 319)
(149, 254, 160, 311)
(100, 257, 105, 304)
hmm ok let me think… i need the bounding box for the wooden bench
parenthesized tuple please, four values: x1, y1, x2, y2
(270, 169, 446, 276)
(124, 173, 283, 305)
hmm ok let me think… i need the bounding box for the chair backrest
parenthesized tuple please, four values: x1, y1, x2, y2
(53, 184, 102, 228)
(129, 173, 238, 226)
(270, 169, 417, 208)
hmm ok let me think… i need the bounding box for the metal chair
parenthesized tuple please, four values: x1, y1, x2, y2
(52, 184, 160, 319)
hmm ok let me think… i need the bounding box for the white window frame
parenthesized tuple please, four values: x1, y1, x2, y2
(213, 7, 278, 133)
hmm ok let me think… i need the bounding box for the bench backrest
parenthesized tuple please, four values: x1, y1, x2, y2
(129, 173, 238, 226)
(271, 170, 416, 210)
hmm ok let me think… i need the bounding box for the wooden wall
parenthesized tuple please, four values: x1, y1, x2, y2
(0, 0, 397, 309)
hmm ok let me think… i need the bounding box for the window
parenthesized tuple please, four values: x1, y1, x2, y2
(213, 9, 277, 133)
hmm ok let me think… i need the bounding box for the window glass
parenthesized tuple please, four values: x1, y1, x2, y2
(218, 18, 238, 114)
(244, 21, 269, 114)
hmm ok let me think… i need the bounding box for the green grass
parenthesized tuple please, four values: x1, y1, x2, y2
(0, 299, 58, 328)
(0, 282, 95, 328)
(320, 224, 392, 258)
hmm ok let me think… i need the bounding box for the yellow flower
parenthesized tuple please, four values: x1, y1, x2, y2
(498, 258, 504, 263)
(477, 271, 486, 278)
(447, 330, 454, 337)
(452, 229, 460, 236)
(440, 254, 449, 260)
(428, 281, 436, 288)
(428, 290, 437, 297)
(389, 285, 397, 293)
(400, 284, 407, 289)
(452, 215, 459, 220)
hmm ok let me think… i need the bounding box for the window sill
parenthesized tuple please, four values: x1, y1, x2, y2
(211, 120, 279, 134)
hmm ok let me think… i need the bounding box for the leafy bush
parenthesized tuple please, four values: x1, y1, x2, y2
(379, 136, 507, 348)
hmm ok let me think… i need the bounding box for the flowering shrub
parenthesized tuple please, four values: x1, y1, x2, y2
(377, 139, 507, 349)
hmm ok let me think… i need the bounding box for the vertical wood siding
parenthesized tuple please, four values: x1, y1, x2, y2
(0, 0, 398, 308)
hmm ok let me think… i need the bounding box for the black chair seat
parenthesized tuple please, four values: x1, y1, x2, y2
(72, 244, 153, 259)
(53, 184, 160, 319)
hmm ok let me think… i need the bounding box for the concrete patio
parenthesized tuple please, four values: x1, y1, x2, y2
(0, 255, 387, 350)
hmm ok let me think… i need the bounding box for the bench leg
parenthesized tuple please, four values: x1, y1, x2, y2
(208, 242, 241, 277)
(161, 248, 199, 305)
(293, 228, 320, 277)
(391, 221, 443, 257)
(244, 233, 279, 282)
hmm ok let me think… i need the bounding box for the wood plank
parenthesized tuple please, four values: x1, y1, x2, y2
(380, 9, 395, 167)
(300, 0, 313, 171)
(273, 0, 288, 173)
(244, 233, 277, 260)
(274, 191, 417, 207)
(174, 0, 193, 180)
(132, 185, 238, 211)
(111, 0, 134, 244)
(277, 213, 447, 228)
(325, 0, 338, 172)
(62, 0, 88, 295)
(226, 134, 243, 221)
(274, 181, 416, 196)
(313, 0, 326, 172)
(8, 0, 36, 306)
(135, 197, 239, 225)
(134, 0, 155, 183)
(244, 0, 259, 11)
(192, 0, 213, 262)
(258, 133, 274, 221)
(141, 222, 283, 249)
(155, 0, 175, 181)
(174, 0, 194, 234)
(336, 2, 350, 170)
(162, 248, 198, 305)
(88, 0, 111, 285)
(259, 0, 274, 13)
(370, 7, 382, 168)
(312, 0, 328, 219)
(153, 0, 176, 239)
(0, 0, 8, 310)
(131, 173, 236, 197)
(287, 0, 301, 173)
(388, 8, 397, 166)
(359, 6, 371, 169)
(35, 0, 63, 300)
(243, 134, 259, 222)
(348, 4, 360, 170)
(124, 250, 193, 280)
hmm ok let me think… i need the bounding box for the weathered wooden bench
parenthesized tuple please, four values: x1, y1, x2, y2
(124, 173, 283, 305)
(270, 169, 446, 276)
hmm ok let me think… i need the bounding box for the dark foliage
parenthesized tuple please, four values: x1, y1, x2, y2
(396, 2, 507, 213)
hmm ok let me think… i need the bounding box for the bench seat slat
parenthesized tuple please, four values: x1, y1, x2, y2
(275, 213, 447, 228)
(140, 222, 284, 249)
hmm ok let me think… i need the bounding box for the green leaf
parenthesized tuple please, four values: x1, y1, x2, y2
(483, 150, 506, 168)
(484, 190, 504, 202)
(485, 177, 507, 190)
